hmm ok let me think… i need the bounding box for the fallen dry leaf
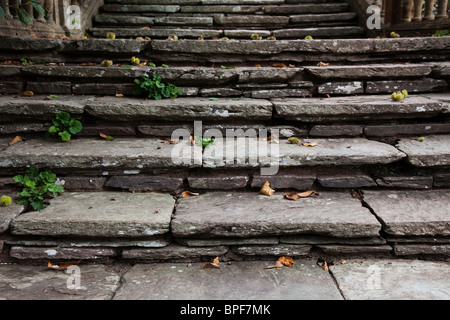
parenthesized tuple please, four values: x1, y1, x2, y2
(48, 260, 81, 271)
(263, 134, 279, 144)
(168, 140, 179, 144)
(317, 62, 330, 67)
(322, 261, 329, 271)
(259, 181, 275, 196)
(20, 91, 34, 96)
(79, 62, 96, 66)
(201, 256, 220, 269)
(284, 190, 319, 201)
(302, 141, 319, 147)
(8, 136, 22, 146)
(255, 64, 261, 68)
(180, 191, 200, 198)
(100, 133, 114, 141)
(265, 256, 294, 269)
(272, 63, 287, 69)
(115, 93, 124, 98)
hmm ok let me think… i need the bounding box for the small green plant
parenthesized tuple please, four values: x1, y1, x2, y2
(0, 195, 12, 207)
(47, 112, 83, 142)
(433, 29, 450, 37)
(14, 168, 64, 211)
(133, 72, 183, 100)
(195, 137, 215, 147)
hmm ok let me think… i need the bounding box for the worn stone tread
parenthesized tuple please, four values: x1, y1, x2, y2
(171, 191, 382, 238)
(11, 192, 176, 237)
(396, 135, 450, 167)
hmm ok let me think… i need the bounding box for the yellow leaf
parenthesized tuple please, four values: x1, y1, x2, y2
(284, 190, 319, 201)
(259, 181, 275, 196)
(265, 256, 294, 269)
(302, 142, 318, 147)
(115, 93, 124, 98)
(272, 63, 287, 69)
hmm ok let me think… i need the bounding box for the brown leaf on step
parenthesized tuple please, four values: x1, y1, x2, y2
(259, 181, 275, 196)
(20, 91, 34, 96)
(8, 136, 22, 146)
(393, 61, 410, 65)
(265, 256, 294, 269)
(263, 134, 279, 144)
(326, 94, 331, 98)
(322, 261, 329, 271)
(272, 63, 287, 69)
(79, 62, 96, 66)
(0, 60, 20, 65)
(115, 93, 124, 98)
(288, 64, 296, 68)
(48, 260, 81, 271)
(302, 141, 318, 147)
(190, 136, 195, 145)
(180, 191, 200, 199)
(141, 26, 150, 30)
(167, 140, 179, 144)
(100, 133, 114, 141)
(201, 256, 220, 269)
(255, 64, 261, 68)
(284, 190, 319, 201)
(317, 62, 330, 67)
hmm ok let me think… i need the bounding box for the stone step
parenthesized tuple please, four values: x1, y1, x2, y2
(1, 37, 449, 65)
(3, 190, 448, 261)
(0, 136, 406, 174)
(1, 63, 447, 97)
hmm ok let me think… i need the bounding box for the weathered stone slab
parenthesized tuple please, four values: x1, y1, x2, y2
(0, 95, 86, 122)
(102, 4, 181, 13)
(306, 64, 432, 80)
(290, 12, 357, 23)
(27, 81, 72, 94)
(202, 138, 405, 168)
(172, 192, 382, 238)
(122, 244, 228, 260)
(280, 235, 386, 245)
(366, 79, 447, 94)
(214, 15, 289, 26)
(364, 123, 450, 137)
(0, 194, 25, 233)
(394, 244, 450, 256)
(396, 135, 450, 167)
(113, 260, 342, 300)
(0, 138, 202, 170)
(316, 245, 392, 256)
(310, 125, 364, 137)
(264, 3, 349, 14)
(85, 97, 273, 121)
(251, 168, 316, 189)
(317, 174, 376, 188)
(11, 192, 175, 237)
(9, 246, 117, 260)
(91, 27, 220, 38)
(105, 174, 185, 192)
(318, 82, 364, 95)
(95, 14, 156, 25)
(0, 82, 24, 94)
(250, 88, 309, 99)
(188, 170, 249, 189)
(375, 176, 433, 189)
(0, 264, 120, 300)
(330, 259, 450, 300)
(273, 26, 364, 39)
(273, 95, 445, 122)
(363, 190, 450, 237)
(232, 244, 312, 257)
(434, 172, 450, 187)
(175, 236, 279, 247)
(154, 16, 213, 26)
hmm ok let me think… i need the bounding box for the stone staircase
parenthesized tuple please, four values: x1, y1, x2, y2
(0, 3, 449, 264)
(90, 0, 365, 40)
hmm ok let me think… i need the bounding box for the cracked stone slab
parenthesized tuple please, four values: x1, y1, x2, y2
(0, 264, 120, 300)
(273, 95, 445, 122)
(171, 192, 382, 238)
(113, 260, 342, 300)
(11, 192, 175, 238)
(0, 138, 202, 171)
(396, 135, 450, 167)
(363, 190, 450, 237)
(330, 259, 450, 300)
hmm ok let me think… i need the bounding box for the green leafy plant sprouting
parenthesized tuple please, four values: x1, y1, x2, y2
(47, 112, 83, 142)
(433, 30, 450, 37)
(195, 137, 215, 147)
(0, 0, 45, 25)
(14, 168, 64, 211)
(133, 72, 183, 100)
